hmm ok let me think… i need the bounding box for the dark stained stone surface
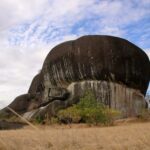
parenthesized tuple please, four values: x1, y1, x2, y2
(42, 35, 150, 95)
(7, 94, 31, 113)
(28, 73, 44, 95)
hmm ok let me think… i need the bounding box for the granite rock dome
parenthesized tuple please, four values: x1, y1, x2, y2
(1, 35, 150, 119)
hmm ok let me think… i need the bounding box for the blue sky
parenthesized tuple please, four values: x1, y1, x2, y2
(0, 0, 150, 108)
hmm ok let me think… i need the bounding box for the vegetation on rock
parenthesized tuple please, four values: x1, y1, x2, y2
(57, 91, 120, 125)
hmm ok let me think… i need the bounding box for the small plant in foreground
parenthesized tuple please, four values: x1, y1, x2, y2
(57, 91, 120, 125)
(50, 117, 59, 124)
(35, 116, 44, 124)
(58, 105, 81, 123)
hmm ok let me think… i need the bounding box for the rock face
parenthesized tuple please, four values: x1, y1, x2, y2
(1, 35, 150, 119)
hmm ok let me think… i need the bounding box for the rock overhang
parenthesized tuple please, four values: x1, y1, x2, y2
(42, 35, 150, 95)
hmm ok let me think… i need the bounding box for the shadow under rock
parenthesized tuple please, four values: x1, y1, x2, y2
(0, 120, 27, 130)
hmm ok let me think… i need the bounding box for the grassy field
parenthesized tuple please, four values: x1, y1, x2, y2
(0, 121, 150, 150)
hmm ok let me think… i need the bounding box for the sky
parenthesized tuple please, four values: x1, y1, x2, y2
(0, 0, 150, 108)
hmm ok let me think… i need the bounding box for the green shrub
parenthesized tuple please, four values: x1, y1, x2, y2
(35, 116, 44, 124)
(103, 108, 121, 125)
(57, 91, 120, 125)
(77, 91, 101, 109)
(58, 105, 81, 123)
(50, 117, 59, 124)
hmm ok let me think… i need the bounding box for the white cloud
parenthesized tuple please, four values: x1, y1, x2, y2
(0, 0, 49, 31)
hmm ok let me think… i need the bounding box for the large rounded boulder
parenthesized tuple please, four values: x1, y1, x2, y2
(1, 35, 150, 119)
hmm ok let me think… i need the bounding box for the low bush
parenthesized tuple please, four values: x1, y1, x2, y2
(58, 105, 81, 123)
(49, 117, 59, 124)
(57, 91, 120, 125)
(35, 116, 44, 124)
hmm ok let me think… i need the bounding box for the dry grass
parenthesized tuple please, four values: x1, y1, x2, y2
(0, 121, 150, 150)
